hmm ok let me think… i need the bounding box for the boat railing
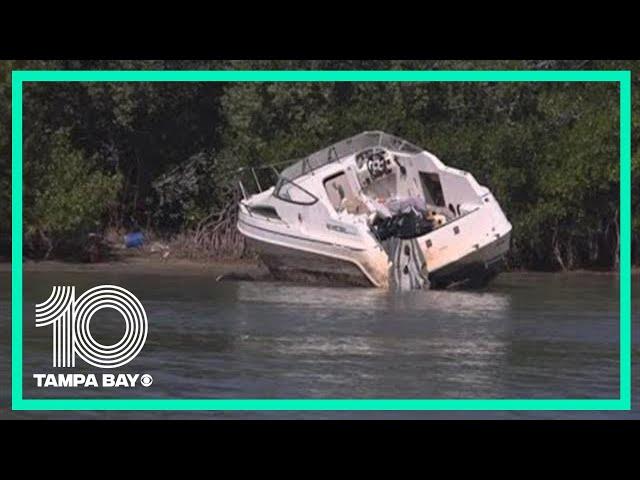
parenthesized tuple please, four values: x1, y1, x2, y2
(237, 132, 423, 199)
(279, 131, 422, 181)
(237, 163, 285, 200)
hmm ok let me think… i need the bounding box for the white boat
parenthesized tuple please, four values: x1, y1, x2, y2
(237, 131, 512, 289)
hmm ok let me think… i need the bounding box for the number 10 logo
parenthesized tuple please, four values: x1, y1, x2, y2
(35, 285, 148, 369)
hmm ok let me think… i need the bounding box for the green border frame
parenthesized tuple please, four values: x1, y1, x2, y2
(10, 69, 632, 411)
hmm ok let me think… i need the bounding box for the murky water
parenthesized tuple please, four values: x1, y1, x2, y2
(1, 269, 638, 419)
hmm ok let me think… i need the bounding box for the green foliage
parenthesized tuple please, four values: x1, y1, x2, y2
(151, 152, 220, 231)
(39, 132, 120, 230)
(28, 130, 122, 252)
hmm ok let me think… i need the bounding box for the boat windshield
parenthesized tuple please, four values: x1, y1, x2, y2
(278, 131, 422, 181)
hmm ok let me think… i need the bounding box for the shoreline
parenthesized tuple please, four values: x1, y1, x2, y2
(0, 256, 636, 277)
(1, 256, 270, 279)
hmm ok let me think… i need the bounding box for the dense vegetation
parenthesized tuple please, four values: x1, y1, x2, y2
(0, 60, 638, 270)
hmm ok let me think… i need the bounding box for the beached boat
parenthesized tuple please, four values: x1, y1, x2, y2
(237, 132, 512, 289)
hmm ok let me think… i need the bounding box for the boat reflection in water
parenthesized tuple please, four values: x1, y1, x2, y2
(233, 281, 513, 397)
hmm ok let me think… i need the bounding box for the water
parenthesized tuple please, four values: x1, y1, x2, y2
(1, 268, 638, 419)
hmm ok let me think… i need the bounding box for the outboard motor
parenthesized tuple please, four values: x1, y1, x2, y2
(386, 237, 430, 291)
(370, 209, 435, 291)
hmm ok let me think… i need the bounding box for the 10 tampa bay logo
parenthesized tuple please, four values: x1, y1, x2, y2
(32, 285, 153, 389)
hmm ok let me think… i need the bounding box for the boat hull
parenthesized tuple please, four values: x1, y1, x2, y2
(246, 238, 374, 287)
(244, 228, 510, 289)
(237, 213, 390, 287)
(428, 233, 510, 289)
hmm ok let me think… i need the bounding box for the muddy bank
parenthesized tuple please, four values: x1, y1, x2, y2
(1, 256, 271, 281)
(0, 255, 635, 280)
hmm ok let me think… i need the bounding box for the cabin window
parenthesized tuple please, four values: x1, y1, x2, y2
(324, 172, 350, 209)
(420, 172, 445, 207)
(274, 178, 318, 205)
(324, 171, 358, 210)
(249, 205, 281, 219)
(324, 171, 368, 214)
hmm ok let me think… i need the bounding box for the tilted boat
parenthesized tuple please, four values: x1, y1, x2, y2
(237, 132, 512, 289)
